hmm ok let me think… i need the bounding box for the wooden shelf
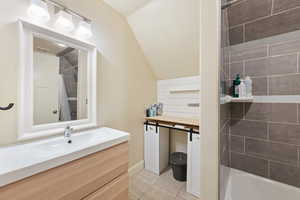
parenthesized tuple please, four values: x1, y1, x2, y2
(145, 116, 199, 129)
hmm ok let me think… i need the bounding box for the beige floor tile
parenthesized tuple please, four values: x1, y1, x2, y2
(130, 169, 197, 200)
(130, 175, 152, 198)
(141, 186, 175, 200)
(177, 184, 199, 200)
(136, 169, 159, 185)
(152, 169, 185, 197)
(129, 192, 141, 200)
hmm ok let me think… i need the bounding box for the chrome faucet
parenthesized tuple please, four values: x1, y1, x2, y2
(64, 126, 73, 143)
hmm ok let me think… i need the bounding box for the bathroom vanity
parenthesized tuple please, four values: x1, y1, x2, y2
(0, 128, 129, 200)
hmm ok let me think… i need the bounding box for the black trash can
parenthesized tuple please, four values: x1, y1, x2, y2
(170, 152, 187, 182)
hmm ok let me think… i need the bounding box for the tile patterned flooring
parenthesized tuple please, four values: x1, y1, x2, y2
(129, 168, 199, 200)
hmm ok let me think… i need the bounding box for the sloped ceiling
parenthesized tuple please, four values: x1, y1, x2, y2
(103, 0, 152, 16)
(103, 0, 199, 80)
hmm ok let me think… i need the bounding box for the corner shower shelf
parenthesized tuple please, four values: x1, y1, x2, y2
(230, 96, 254, 102)
(220, 95, 253, 104)
(221, 95, 300, 104)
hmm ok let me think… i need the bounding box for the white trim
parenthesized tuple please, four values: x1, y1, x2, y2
(18, 19, 98, 141)
(128, 160, 144, 176)
(19, 18, 95, 49)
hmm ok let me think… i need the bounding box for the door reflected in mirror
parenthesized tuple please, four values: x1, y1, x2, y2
(33, 36, 88, 125)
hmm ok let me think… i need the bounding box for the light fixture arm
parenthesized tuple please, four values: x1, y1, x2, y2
(42, 0, 92, 23)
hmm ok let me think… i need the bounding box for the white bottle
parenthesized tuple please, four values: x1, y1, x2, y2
(244, 76, 253, 97)
(239, 80, 246, 98)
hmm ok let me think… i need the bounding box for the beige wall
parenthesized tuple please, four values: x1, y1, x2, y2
(0, 0, 157, 168)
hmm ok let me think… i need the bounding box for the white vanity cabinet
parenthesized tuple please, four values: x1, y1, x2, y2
(144, 125, 169, 175)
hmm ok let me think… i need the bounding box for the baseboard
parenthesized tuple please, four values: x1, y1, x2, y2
(128, 160, 144, 176)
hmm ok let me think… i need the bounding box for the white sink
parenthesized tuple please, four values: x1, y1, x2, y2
(0, 127, 129, 187)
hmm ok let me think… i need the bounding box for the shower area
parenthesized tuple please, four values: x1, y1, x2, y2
(219, 0, 300, 199)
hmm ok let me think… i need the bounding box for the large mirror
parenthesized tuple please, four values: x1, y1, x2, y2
(33, 36, 88, 125)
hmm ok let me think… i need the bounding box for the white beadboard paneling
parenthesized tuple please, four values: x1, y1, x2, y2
(157, 76, 200, 118)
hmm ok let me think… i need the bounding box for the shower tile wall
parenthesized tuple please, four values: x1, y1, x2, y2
(228, 0, 300, 45)
(228, 31, 300, 188)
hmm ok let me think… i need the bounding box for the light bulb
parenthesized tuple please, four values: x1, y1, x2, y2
(27, 0, 50, 23)
(54, 10, 74, 32)
(76, 21, 93, 39)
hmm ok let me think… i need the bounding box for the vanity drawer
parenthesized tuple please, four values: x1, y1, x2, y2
(0, 142, 128, 200)
(83, 173, 128, 200)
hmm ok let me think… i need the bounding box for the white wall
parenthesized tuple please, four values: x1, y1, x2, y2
(127, 0, 199, 80)
(157, 76, 200, 153)
(0, 0, 157, 168)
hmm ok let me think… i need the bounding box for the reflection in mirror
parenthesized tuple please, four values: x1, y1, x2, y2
(33, 36, 88, 125)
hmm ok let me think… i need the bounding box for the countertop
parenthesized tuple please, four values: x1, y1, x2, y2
(0, 128, 129, 187)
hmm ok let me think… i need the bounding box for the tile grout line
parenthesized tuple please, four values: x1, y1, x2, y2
(267, 122, 270, 140)
(267, 160, 271, 178)
(231, 117, 300, 125)
(297, 104, 299, 123)
(243, 60, 245, 77)
(230, 5, 300, 30)
(231, 52, 300, 64)
(270, 0, 274, 16)
(298, 148, 300, 167)
(243, 136, 246, 153)
(231, 150, 298, 168)
(240, 135, 300, 148)
(266, 44, 270, 96)
(297, 52, 300, 73)
(243, 23, 246, 43)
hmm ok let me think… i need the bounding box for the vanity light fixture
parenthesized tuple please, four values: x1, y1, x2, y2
(27, 0, 50, 23)
(27, 0, 93, 39)
(75, 21, 93, 39)
(54, 10, 74, 33)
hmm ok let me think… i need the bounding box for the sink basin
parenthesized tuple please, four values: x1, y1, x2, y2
(0, 127, 129, 187)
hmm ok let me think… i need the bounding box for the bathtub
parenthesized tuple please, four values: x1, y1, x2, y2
(223, 168, 300, 200)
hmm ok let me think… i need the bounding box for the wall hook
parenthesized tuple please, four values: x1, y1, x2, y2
(0, 103, 14, 111)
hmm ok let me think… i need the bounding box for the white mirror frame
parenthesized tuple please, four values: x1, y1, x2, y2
(18, 19, 97, 141)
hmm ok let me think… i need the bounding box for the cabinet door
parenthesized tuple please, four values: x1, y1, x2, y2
(83, 173, 128, 200)
(144, 125, 151, 171)
(150, 126, 157, 172)
(144, 125, 156, 173)
(187, 133, 201, 197)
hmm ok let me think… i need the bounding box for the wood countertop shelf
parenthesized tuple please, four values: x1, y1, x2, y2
(145, 116, 199, 130)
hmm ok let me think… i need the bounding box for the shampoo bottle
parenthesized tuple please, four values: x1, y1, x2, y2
(239, 80, 246, 98)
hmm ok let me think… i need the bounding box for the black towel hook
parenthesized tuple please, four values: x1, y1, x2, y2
(0, 103, 14, 111)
